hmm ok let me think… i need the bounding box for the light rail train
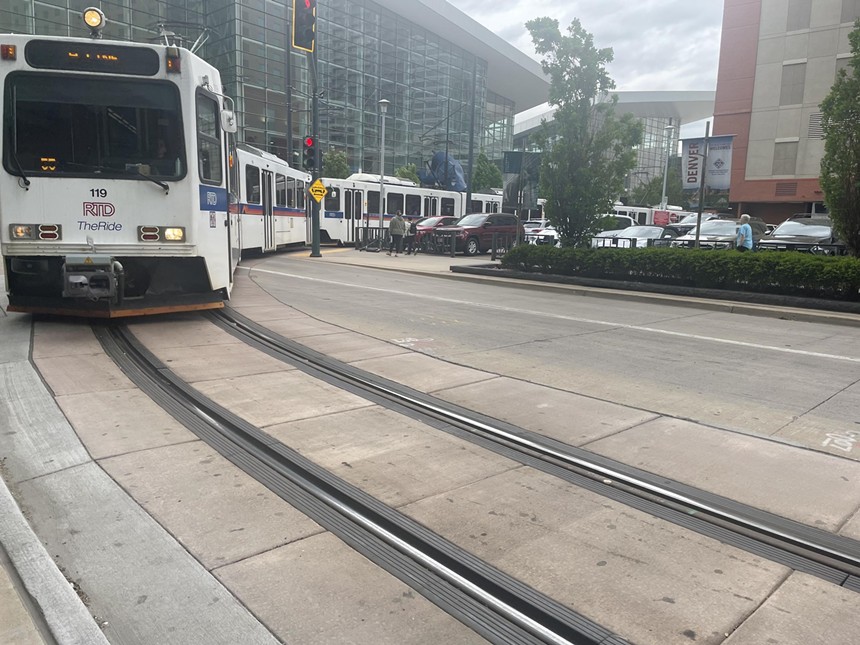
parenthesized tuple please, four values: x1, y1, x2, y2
(0, 11, 309, 317)
(319, 173, 502, 245)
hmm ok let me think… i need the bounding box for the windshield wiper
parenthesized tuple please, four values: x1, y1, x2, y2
(65, 161, 170, 194)
(10, 151, 30, 188)
(124, 164, 169, 193)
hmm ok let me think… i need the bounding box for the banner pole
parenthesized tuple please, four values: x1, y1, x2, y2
(694, 121, 711, 249)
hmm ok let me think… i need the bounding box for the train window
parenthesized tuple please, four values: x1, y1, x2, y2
(297, 181, 306, 209)
(3, 73, 185, 179)
(324, 187, 340, 211)
(275, 174, 286, 207)
(368, 190, 380, 215)
(470, 199, 483, 212)
(246, 165, 260, 204)
(405, 194, 421, 217)
(228, 134, 239, 200)
(441, 198, 455, 216)
(196, 92, 222, 184)
(387, 192, 403, 214)
(286, 176, 296, 208)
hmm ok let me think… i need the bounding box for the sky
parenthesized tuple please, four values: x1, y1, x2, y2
(446, 0, 726, 135)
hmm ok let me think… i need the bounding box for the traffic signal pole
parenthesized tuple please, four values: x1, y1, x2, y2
(292, 0, 320, 257)
(309, 48, 321, 258)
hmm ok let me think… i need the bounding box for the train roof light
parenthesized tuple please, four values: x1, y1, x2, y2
(82, 7, 106, 39)
(1, 44, 16, 61)
(165, 46, 181, 74)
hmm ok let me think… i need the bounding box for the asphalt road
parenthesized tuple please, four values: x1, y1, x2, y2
(248, 250, 860, 462)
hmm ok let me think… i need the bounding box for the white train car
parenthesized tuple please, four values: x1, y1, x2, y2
(0, 11, 240, 316)
(319, 173, 502, 245)
(235, 144, 309, 254)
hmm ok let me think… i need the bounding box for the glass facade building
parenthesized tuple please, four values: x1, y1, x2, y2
(1, 0, 533, 179)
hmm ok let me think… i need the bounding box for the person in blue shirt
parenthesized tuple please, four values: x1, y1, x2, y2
(736, 213, 754, 251)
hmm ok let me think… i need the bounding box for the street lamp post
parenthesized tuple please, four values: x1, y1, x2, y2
(660, 122, 675, 210)
(378, 99, 389, 242)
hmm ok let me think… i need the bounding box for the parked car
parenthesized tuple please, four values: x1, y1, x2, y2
(591, 225, 678, 249)
(756, 216, 845, 254)
(596, 214, 638, 232)
(414, 215, 459, 249)
(433, 213, 524, 255)
(667, 212, 721, 237)
(672, 217, 767, 249)
(523, 218, 550, 232)
(525, 225, 560, 246)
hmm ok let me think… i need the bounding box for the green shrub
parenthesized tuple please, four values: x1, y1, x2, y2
(500, 246, 860, 300)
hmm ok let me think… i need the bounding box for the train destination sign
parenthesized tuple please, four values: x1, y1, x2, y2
(25, 40, 160, 76)
(308, 179, 327, 203)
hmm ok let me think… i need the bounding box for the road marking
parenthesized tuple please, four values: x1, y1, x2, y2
(241, 266, 860, 364)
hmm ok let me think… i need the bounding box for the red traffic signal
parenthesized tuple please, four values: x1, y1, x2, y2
(292, 0, 316, 53)
(302, 135, 317, 171)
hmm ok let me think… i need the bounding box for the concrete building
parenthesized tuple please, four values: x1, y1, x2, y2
(513, 92, 716, 201)
(714, 0, 860, 221)
(0, 0, 548, 177)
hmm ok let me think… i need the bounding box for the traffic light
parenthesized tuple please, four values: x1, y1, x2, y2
(292, 0, 316, 53)
(302, 135, 317, 171)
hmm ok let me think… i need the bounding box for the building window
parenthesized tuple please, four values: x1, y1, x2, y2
(787, 0, 812, 31)
(773, 141, 799, 175)
(780, 63, 806, 105)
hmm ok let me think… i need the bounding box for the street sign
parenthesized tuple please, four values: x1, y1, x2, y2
(308, 178, 327, 203)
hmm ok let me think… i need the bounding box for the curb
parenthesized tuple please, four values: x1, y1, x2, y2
(448, 264, 860, 327)
(0, 477, 110, 645)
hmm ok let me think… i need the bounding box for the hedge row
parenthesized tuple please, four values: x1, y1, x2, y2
(500, 245, 860, 301)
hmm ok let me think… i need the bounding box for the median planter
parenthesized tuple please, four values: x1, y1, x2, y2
(500, 246, 860, 301)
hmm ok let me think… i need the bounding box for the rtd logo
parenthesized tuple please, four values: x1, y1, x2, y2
(207, 192, 218, 206)
(83, 202, 116, 217)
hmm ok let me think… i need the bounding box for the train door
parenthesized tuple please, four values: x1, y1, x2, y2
(346, 188, 363, 243)
(424, 196, 438, 218)
(262, 169, 276, 252)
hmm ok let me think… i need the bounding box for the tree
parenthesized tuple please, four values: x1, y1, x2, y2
(820, 21, 860, 256)
(628, 159, 685, 208)
(526, 17, 641, 247)
(395, 163, 420, 184)
(471, 151, 503, 193)
(322, 149, 350, 178)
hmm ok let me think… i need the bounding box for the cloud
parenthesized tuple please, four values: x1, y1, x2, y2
(448, 0, 724, 91)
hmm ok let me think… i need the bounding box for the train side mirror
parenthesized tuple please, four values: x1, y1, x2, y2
(221, 110, 237, 134)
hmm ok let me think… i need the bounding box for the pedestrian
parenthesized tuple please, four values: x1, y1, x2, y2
(735, 213, 754, 252)
(387, 210, 407, 256)
(404, 217, 418, 255)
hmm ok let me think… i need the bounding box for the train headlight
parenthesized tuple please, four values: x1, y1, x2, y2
(11, 224, 35, 239)
(10, 224, 63, 240)
(82, 7, 106, 36)
(164, 227, 185, 241)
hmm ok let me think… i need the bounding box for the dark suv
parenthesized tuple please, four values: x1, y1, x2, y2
(756, 215, 845, 254)
(434, 213, 523, 255)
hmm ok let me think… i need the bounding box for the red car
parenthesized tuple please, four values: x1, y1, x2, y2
(434, 213, 524, 255)
(414, 216, 459, 249)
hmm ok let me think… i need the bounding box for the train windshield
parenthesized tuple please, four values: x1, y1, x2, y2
(3, 73, 185, 179)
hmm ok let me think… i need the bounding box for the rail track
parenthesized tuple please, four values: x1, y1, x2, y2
(92, 309, 860, 642)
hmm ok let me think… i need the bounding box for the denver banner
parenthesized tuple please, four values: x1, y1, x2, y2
(682, 135, 733, 209)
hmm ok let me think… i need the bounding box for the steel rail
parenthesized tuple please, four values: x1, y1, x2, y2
(210, 308, 860, 587)
(95, 321, 628, 645)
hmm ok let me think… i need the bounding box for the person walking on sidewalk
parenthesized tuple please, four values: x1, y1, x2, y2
(404, 217, 418, 255)
(388, 210, 407, 256)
